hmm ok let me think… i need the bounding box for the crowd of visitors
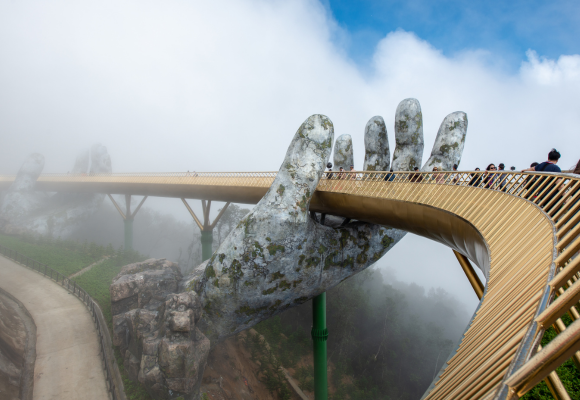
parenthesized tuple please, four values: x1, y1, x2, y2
(324, 149, 580, 186)
(324, 148, 580, 217)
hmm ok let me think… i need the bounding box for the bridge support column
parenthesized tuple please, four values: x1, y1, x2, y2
(312, 292, 328, 400)
(182, 199, 230, 263)
(108, 194, 148, 251)
(201, 231, 213, 262)
(124, 218, 134, 250)
(454, 250, 570, 400)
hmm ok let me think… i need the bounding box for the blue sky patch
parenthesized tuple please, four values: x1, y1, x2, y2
(323, 0, 580, 70)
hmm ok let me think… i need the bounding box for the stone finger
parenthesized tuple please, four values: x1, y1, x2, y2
(391, 98, 424, 171)
(333, 134, 353, 171)
(422, 112, 468, 171)
(363, 116, 390, 172)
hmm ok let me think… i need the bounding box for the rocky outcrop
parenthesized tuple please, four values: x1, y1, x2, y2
(0, 288, 36, 400)
(111, 259, 210, 400)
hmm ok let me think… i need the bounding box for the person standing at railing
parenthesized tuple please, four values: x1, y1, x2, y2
(432, 167, 445, 183)
(522, 149, 563, 207)
(484, 164, 497, 188)
(325, 162, 334, 179)
(468, 168, 482, 186)
(497, 163, 509, 191)
(409, 166, 423, 182)
(523, 162, 539, 194)
(349, 165, 357, 180)
(522, 149, 562, 173)
(384, 168, 395, 182)
(451, 164, 460, 184)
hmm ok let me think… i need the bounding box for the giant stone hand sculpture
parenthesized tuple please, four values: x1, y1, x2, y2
(0, 144, 112, 236)
(111, 98, 468, 399)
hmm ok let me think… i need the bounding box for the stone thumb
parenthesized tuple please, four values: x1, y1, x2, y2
(259, 114, 334, 222)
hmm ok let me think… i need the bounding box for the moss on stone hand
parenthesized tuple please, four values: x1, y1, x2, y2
(440, 142, 458, 155)
(205, 264, 216, 279)
(277, 184, 285, 197)
(267, 243, 285, 256)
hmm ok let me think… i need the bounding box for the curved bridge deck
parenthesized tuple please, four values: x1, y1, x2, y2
(1, 170, 580, 399)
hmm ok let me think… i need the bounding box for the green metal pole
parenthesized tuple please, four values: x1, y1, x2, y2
(124, 218, 134, 251)
(312, 292, 328, 400)
(201, 230, 213, 262)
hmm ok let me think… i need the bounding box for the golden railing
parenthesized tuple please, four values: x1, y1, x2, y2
(1, 169, 579, 399)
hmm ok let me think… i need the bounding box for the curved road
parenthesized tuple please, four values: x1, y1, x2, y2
(0, 255, 109, 400)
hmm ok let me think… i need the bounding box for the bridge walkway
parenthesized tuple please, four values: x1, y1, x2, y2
(0, 255, 109, 400)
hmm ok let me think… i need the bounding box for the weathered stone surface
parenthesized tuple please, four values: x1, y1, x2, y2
(125, 350, 141, 382)
(363, 116, 390, 171)
(110, 259, 181, 307)
(111, 259, 209, 400)
(392, 98, 424, 171)
(333, 134, 353, 171)
(422, 112, 468, 171)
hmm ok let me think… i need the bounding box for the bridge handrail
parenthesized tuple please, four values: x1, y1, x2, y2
(0, 244, 125, 400)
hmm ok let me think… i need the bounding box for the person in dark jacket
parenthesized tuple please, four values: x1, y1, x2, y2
(483, 164, 497, 188)
(384, 168, 395, 182)
(522, 149, 563, 208)
(469, 168, 482, 186)
(409, 166, 423, 183)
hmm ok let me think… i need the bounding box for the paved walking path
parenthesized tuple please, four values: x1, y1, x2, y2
(0, 255, 110, 400)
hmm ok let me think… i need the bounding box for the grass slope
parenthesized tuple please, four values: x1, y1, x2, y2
(0, 234, 111, 276)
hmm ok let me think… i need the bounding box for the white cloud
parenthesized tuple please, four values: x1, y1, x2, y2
(522, 50, 580, 85)
(1, 0, 579, 306)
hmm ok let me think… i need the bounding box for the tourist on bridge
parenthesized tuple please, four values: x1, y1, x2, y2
(325, 162, 334, 179)
(522, 150, 563, 208)
(522, 149, 562, 173)
(384, 168, 395, 182)
(349, 165, 357, 180)
(452, 164, 460, 184)
(468, 168, 482, 186)
(409, 166, 423, 183)
(497, 163, 509, 191)
(484, 164, 497, 188)
(432, 167, 445, 183)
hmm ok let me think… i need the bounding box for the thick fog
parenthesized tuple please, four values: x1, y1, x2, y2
(2, 0, 579, 313)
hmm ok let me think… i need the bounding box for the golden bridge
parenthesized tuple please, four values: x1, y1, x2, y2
(1, 169, 579, 400)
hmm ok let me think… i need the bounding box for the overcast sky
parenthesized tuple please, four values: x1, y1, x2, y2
(1, 0, 579, 311)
